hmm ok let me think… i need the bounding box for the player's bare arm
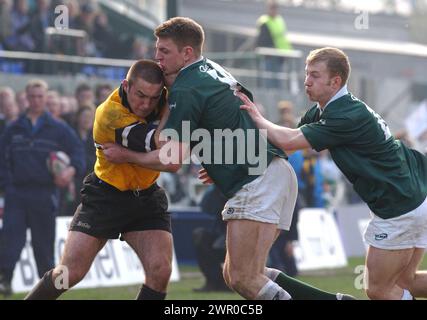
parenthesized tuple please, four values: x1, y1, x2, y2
(103, 138, 187, 173)
(236, 91, 311, 151)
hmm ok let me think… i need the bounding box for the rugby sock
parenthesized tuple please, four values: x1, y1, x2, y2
(136, 284, 166, 300)
(255, 279, 292, 300)
(401, 289, 413, 300)
(264, 267, 281, 281)
(24, 269, 67, 300)
(265, 267, 338, 300)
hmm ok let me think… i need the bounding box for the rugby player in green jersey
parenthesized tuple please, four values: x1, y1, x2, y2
(239, 47, 427, 300)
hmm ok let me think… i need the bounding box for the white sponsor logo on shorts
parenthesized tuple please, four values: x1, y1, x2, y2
(374, 233, 388, 240)
(76, 221, 91, 229)
(226, 208, 235, 215)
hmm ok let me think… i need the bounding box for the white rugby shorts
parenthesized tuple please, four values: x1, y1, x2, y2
(222, 157, 298, 230)
(364, 196, 427, 249)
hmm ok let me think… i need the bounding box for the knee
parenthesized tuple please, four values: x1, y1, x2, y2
(397, 274, 415, 290)
(52, 264, 86, 288)
(227, 269, 251, 293)
(365, 286, 388, 300)
(365, 288, 378, 300)
(145, 260, 172, 285)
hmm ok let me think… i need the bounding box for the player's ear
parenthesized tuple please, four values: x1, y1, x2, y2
(332, 75, 342, 89)
(183, 46, 194, 61)
(122, 79, 129, 93)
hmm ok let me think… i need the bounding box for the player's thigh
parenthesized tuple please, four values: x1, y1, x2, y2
(123, 230, 173, 272)
(396, 247, 425, 288)
(225, 219, 279, 275)
(59, 231, 107, 272)
(366, 245, 415, 289)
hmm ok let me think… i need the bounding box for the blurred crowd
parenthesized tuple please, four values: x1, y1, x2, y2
(0, 0, 153, 60)
(0, 82, 103, 216)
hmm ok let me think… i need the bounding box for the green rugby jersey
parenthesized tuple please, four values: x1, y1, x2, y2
(164, 58, 285, 198)
(299, 93, 427, 219)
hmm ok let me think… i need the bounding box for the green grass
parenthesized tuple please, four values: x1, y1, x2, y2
(5, 256, 427, 300)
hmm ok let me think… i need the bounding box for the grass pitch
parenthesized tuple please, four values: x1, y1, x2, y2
(5, 256, 427, 300)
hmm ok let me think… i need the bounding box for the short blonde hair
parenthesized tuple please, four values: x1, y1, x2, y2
(306, 47, 351, 85)
(26, 79, 49, 93)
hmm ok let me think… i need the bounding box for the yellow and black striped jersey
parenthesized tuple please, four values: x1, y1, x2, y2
(93, 86, 165, 191)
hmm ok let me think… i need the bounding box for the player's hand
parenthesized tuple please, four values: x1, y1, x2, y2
(198, 168, 213, 185)
(54, 166, 76, 188)
(103, 143, 131, 163)
(236, 91, 262, 121)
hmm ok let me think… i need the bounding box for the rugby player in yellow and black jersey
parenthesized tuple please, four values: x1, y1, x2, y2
(25, 60, 178, 300)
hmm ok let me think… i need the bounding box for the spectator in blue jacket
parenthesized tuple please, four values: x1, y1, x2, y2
(0, 79, 85, 297)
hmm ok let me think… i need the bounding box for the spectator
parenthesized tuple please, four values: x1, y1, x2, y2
(62, 83, 94, 127)
(0, 86, 15, 111)
(130, 37, 150, 60)
(75, 83, 94, 109)
(0, 79, 85, 297)
(256, 1, 293, 88)
(0, 86, 18, 134)
(192, 185, 230, 292)
(62, 0, 80, 29)
(277, 100, 296, 128)
(3, 0, 35, 52)
(318, 150, 346, 210)
(59, 95, 77, 116)
(1, 96, 19, 121)
(30, 0, 54, 53)
(61, 105, 96, 216)
(295, 149, 325, 208)
(0, 0, 13, 47)
(95, 83, 113, 106)
(74, 2, 97, 56)
(93, 12, 114, 58)
(16, 90, 29, 114)
(46, 90, 62, 119)
(73, 106, 96, 174)
(0, 86, 15, 106)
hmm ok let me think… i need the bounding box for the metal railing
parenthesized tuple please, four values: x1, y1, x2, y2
(0, 47, 303, 87)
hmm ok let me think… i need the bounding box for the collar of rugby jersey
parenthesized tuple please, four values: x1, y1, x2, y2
(171, 56, 205, 89)
(317, 85, 348, 115)
(118, 84, 131, 111)
(180, 56, 204, 73)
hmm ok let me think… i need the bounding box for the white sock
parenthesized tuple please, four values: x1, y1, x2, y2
(264, 267, 281, 281)
(255, 279, 291, 300)
(401, 289, 413, 300)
